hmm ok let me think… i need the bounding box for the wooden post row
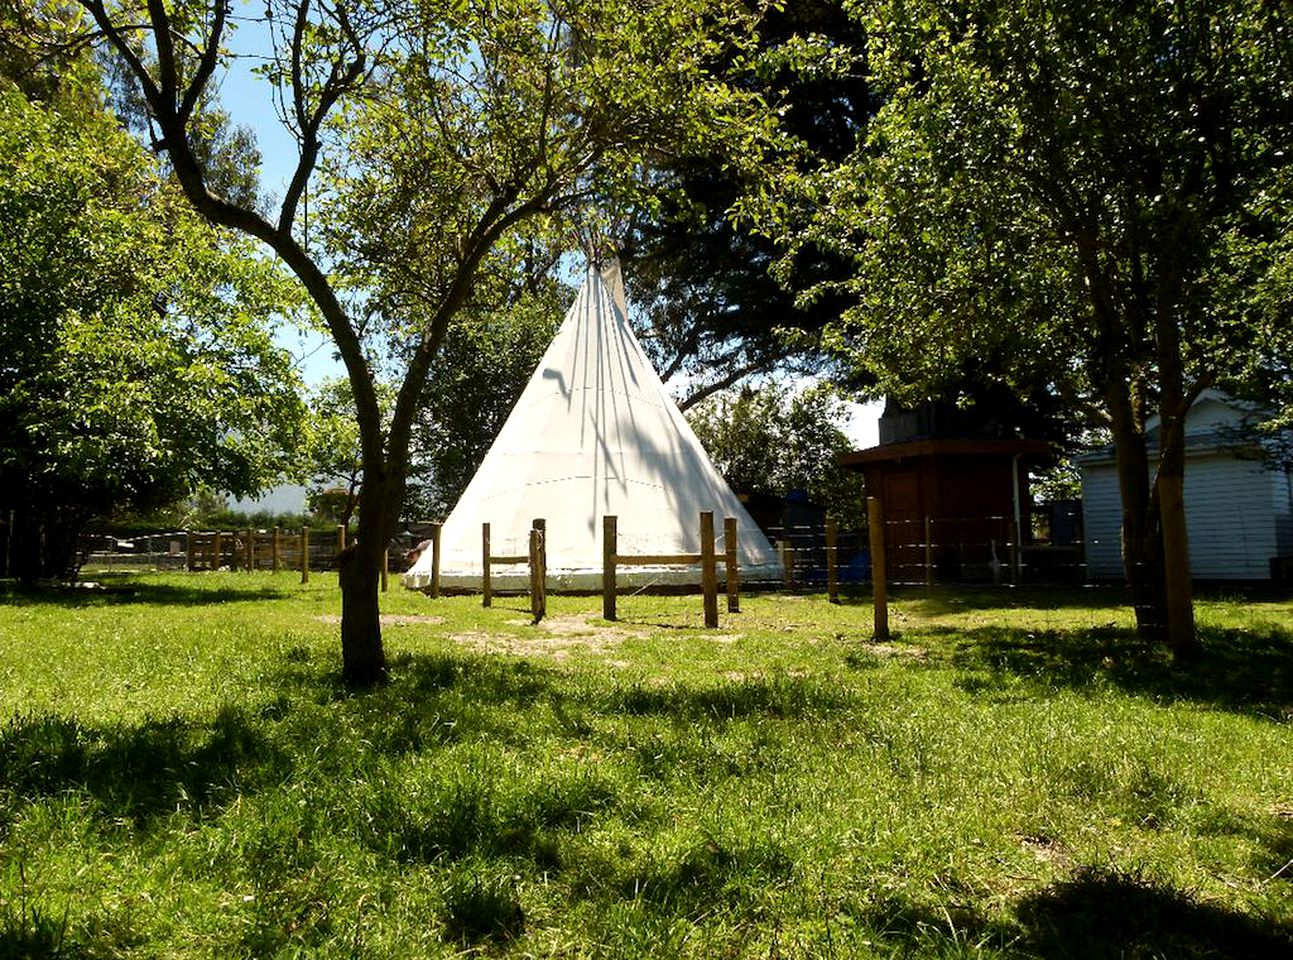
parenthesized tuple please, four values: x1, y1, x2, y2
(602, 515, 617, 621)
(868, 496, 889, 640)
(723, 516, 740, 614)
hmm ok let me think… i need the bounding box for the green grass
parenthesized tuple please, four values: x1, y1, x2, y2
(0, 573, 1290, 958)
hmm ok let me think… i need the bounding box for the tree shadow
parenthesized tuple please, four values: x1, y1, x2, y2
(898, 583, 1292, 619)
(0, 579, 297, 608)
(0, 705, 291, 824)
(899, 584, 1140, 617)
(1015, 867, 1293, 959)
(946, 622, 1293, 718)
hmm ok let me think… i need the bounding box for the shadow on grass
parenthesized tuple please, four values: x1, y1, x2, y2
(0, 705, 291, 823)
(1014, 867, 1293, 959)
(0, 579, 296, 608)
(946, 622, 1293, 718)
(898, 583, 1292, 619)
(897, 584, 1140, 617)
(843, 867, 1292, 959)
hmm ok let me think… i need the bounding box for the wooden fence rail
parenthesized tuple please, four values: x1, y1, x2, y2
(602, 511, 736, 628)
(475, 519, 546, 621)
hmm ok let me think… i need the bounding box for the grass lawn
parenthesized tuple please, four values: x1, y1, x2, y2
(0, 573, 1290, 958)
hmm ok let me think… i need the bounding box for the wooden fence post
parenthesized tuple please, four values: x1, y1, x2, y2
(481, 522, 492, 608)
(301, 526, 310, 584)
(1008, 518, 1020, 584)
(336, 524, 346, 562)
(529, 526, 545, 622)
(925, 515, 934, 588)
(212, 530, 223, 571)
(185, 530, 195, 572)
(868, 496, 889, 640)
(381, 547, 389, 593)
(602, 515, 617, 621)
(272, 526, 281, 573)
(724, 516, 740, 613)
(246, 528, 254, 572)
(700, 511, 718, 629)
(429, 522, 442, 599)
(532, 518, 546, 619)
(826, 517, 839, 604)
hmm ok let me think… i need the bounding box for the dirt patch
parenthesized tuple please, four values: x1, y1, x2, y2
(314, 614, 445, 626)
(865, 642, 928, 659)
(1018, 834, 1072, 867)
(452, 613, 648, 659)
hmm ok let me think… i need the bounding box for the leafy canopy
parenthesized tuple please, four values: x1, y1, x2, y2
(0, 85, 305, 532)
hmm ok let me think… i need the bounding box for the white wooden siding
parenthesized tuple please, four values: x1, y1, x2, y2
(1080, 464, 1124, 579)
(1080, 452, 1281, 580)
(1184, 454, 1275, 579)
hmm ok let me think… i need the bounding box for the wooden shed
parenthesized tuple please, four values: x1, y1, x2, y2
(1077, 390, 1293, 581)
(840, 401, 1050, 581)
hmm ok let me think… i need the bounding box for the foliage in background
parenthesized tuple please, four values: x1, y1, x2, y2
(622, 1, 870, 407)
(751, 0, 1293, 653)
(687, 382, 861, 524)
(299, 378, 395, 529)
(0, 80, 304, 579)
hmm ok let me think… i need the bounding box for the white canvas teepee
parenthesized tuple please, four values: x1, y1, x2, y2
(404, 260, 782, 591)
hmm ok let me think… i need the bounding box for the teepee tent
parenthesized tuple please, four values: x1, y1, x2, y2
(404, 260, 782, 591)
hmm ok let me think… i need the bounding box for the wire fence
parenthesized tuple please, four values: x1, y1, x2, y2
(763, 515, 1087, 589)
(77, 516, 1089, 587)
(78, 527, 423, 576)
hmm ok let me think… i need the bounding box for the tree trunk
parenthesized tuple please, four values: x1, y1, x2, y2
(335, 466, 404, 687)
(1152, 265, 1200, 658)
(1106, 385, 1168, 643)
(1156, 434, 1198, 658)
(338, 537, 386, 687)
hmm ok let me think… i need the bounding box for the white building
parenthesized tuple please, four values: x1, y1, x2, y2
(1078, 390, 1293, 581)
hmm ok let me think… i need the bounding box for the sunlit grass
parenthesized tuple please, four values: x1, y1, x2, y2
(0, 574, 1290, 957)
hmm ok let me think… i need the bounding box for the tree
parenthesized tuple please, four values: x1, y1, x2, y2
(0, 85, 304, 578)
(63, 0, 767, 685)
(621, 0, 870, 407)
(687, 382, 861, 524)
(764, 0, 1293, 655)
